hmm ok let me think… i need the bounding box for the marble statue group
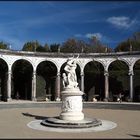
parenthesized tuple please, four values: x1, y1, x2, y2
(62, 55, 79, 89)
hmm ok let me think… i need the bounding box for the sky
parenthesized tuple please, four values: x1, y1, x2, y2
(0, 1, 140, 50)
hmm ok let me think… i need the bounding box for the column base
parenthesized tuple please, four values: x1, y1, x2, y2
(103, 98, 109, 102)
(127, 98, 133, 102)
(7, 98, 12, 102)
(60, 111, 84, 121)
(32, 97, 37, 101)
(55, 97, 61, 102)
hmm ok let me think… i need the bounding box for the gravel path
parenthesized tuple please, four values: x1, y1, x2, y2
(0, 105, 139, 139)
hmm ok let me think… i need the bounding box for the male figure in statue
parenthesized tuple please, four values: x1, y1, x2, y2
(63, 55, 79, 89)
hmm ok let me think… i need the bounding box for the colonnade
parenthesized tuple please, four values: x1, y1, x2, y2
(103, 69, 134, 102)
(5, 63, 135, 102)
(6, 68, 134, 102)
(0, 50, 139, 102)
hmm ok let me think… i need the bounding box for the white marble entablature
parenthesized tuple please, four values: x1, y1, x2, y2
(0, 50, 140, 73)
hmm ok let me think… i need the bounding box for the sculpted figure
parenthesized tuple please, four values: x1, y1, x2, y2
(63, 55, 79, 88)
(62, 73, 68, 88)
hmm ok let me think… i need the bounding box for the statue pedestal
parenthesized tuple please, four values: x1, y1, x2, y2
(60, 87, 84, 121)
(41, 84, 102, 129)
(40, 57, 102, 129)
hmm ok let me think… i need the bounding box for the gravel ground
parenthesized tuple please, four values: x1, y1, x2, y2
(0, 105, 139, 139)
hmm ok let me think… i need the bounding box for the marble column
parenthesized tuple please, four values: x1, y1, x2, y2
(104, 71, 109, 102)
(32, 71, 36, 101)
(128, 70, 134, 101)
(7, 70, 12, 101)
(80, 71, 84, 92)
(55, 72, 61, 101)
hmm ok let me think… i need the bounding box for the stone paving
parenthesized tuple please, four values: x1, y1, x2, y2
(0, 101, 139, 139)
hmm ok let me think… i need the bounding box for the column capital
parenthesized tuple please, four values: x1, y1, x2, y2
(32, 71, 36, 79)
(128, 70, 134, 76)
(33, 70, 36, 74)
(7, 70, 12, 74)
(80, 71, 84, 76)
(104, 71, 109, 76)
(57, 72, 61, 76)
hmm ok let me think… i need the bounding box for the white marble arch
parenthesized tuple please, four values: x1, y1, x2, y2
(11, 59, 34, 100)
(11, 58, 34, 70)
(35, 58, 59, 72)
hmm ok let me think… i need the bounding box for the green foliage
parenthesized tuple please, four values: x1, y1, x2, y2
(87, 36, 113, 53)
(21, 36, 114, 53)
(44, 43, 50, 52)
(115, 32, 140, 52)
(61, 38, 78, 53)
(22, 41, 50, 52)
(77, 40, 89, 53)
(61, 38, 88, 53)
(22, 41, 39, 52)
(50, 43, 60, 52)
(114, 40, 140, 52)
(0, 42, 9, 50)
(60, 37, 112, 53)
(89, 45, 113, 53)
(20, 31, 140, 53)
(114, 41, 130, 52)
(36, 46, 48, 52)
(130, 40, 140, 51)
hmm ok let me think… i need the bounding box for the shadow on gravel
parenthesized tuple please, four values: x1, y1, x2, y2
(128, 134, 140, 137)
(22, 112, 48, 120)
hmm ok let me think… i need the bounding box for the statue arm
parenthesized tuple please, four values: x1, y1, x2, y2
(64, 65, 71, 73)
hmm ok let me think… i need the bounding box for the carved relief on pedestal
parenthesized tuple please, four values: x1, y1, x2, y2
(62, 96, 82, 112)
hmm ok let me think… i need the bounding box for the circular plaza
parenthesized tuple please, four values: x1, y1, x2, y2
(0, 101, 139, 139)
